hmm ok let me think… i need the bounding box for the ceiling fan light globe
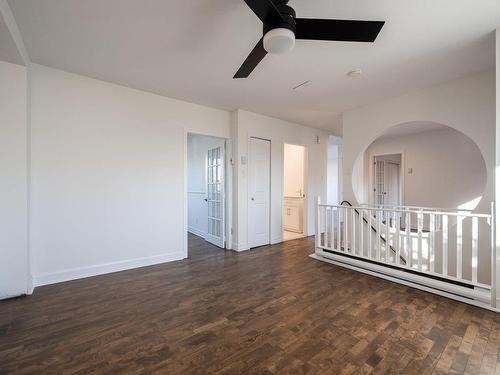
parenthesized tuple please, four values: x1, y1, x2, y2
(263, 28, 295, 54)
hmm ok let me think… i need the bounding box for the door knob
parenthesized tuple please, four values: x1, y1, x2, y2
(251, 197, 255, 201)
(204, 198, 208, 202)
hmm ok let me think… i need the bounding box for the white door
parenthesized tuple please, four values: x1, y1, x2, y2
(248, 137, 271, 248)
(384, 162, 400, 207)
(374, 160, 400, 206)
(205, 144, 225, 248)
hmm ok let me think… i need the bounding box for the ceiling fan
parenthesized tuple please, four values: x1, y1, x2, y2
(234, 0, 385, 78)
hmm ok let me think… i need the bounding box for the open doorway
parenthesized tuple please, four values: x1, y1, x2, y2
(187, 133, 226, 255)
(283, 143, 307, 242)
(371, 153, 402, 208)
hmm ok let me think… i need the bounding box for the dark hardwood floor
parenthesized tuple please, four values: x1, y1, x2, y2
(1, 234, 499, 374)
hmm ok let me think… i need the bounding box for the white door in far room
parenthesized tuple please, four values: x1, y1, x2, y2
(205, 144, 225, 248)
(374, 158, 401, 208)
(248, 137, 271, 248)
(384, 162, 400, 207)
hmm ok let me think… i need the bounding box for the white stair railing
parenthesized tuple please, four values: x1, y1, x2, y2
(314, 197, 497, 310)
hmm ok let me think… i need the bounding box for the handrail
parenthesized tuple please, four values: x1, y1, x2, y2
(341, 200, 406, 265)
(358, 203, 477, 213)
(321, 202, 491, 219)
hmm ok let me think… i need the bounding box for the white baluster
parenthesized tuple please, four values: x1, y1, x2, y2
(344, 207, 348, 252)
(385, 210, 390, 262)
(457, 216, 463, 280)
(442, 215, 448, 277)
(429, 214, 435, 273)
(352, 209, 356, 254)
(377, 210, 382, 261)
(368, 209, 373, 259)
(471, 216, 478, 285)
(337, 207, 342, 251)
(396, 212, 401, 265)
(331, 207, 334, 249)
(359, 209, 364, 257)
(417, 211, 423, 271)
(406, 211, 411, 268)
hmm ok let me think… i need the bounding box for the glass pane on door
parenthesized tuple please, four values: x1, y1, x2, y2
(206, 145, 224, 248)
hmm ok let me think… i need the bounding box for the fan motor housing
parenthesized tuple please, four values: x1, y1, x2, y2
(263, 4, 296, 35)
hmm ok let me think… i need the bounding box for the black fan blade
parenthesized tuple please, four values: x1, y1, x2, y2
(295, 18, 385, 43)
(243, 0, 284, 25)
(234, 38, 267, 79)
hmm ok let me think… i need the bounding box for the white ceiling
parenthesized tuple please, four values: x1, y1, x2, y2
(8, 0, 500, 133)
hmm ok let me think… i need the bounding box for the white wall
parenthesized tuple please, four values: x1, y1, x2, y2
(187, 134, 225, 238)
(2, 62, 329, 288)
(359, 127, 487, 209)
(327, 144, 340, 204)
(284, 144, 304, 197)
(232, 110, 329, 250)
(343, 70, 495, 215)
(0, 61, 28, 298)
(30, 64, 231, 286)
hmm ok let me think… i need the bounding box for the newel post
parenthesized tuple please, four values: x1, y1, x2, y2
(491, 201, 497, 309)
(315, 196, 321, 251)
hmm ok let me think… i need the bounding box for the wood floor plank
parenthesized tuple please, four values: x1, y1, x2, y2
(0, 234, 499, 374)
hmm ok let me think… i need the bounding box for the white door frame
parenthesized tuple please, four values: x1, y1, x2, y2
(282, 142, 309, 239)
(368, 151, 405, 207)
(183, 130, 232, 258)
(247, 136, 271, 248)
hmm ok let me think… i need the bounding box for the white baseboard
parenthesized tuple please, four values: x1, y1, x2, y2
(271, 237, 283, 245)
(0, 292, 24, 300)
(233, 237, 294, 251)
(33, 251, 185, 287)
(27, 275, 34, 295)
(188, 227, 206, 238)
(231, 242, 250, 252)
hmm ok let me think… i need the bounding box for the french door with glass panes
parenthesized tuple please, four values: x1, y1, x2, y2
(374, 159, 400, 207)
(205, 144, 225, 248)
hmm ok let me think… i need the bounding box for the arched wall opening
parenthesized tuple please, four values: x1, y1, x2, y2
(351, 121, 487, 211)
